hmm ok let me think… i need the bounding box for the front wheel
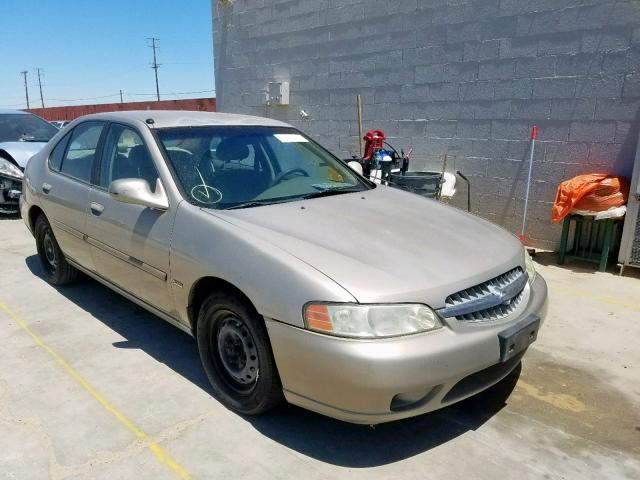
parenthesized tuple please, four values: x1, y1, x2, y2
(196, 291, 283, 415)
(34, 215, 80, 285)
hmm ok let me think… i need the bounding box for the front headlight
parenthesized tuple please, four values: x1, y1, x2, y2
(0, 157, 23, 180)
(304, 303, 442, 338)
(524, 250, 537, 283)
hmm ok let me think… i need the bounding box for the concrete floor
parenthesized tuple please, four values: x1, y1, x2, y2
(0, 216, 639, 480)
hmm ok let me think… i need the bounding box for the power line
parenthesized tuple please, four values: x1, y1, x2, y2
(162, 61, 213, 65)
(0, 89, 216, 108)
(147, 37, 161, 101)
(0, 102, 28, 108)
(46, 93, 121, 102)
(35, 68, 45, 108)
(20, 71, 30, 108)
(42, 89, 214, 104)
(127, 89, 214, 96)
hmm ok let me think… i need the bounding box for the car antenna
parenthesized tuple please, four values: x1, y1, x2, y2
(145, 118, 155, 125)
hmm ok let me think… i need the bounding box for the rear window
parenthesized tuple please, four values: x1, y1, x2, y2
(0, 113, 58, 143)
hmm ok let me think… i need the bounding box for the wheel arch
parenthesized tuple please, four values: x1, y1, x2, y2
(28, 205, 46, 233)
(187, 276, 260, 334)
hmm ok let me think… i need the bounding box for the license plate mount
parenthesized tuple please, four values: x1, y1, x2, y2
(498, 314, 540, 363)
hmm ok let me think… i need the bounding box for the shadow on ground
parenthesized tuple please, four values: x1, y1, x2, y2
(25, 254, 519, 467)
(532, 251, 640, 279)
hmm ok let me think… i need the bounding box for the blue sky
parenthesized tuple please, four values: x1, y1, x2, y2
(0, 0, 214, 108)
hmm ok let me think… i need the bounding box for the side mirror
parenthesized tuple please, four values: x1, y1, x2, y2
(109, 178, 169, 211)
(347, 161, 363, 176)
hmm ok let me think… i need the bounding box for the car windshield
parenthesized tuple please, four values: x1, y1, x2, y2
(0, 113, 58, 143)
(157, 126, 370, 209)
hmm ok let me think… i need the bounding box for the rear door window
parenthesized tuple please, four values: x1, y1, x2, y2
(48, 131, 72, 171)
(60, 122, 105, 183)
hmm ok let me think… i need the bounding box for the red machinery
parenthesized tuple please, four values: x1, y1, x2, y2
(362, 129, 386, 161)
(359, 129, 410, 181)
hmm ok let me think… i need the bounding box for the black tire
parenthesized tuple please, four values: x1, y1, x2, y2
(34, 215, 81, 285)
(197, 291, 283, 415)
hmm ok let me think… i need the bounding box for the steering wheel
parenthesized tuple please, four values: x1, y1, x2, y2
(272, 168, 310, 185)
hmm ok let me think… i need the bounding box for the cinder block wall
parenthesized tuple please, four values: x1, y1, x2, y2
(213, 0, 640, 249)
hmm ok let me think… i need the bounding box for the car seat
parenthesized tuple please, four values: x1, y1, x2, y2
(127, 145, 159, 191)
(213, 137, 268, 202)
(111, 153, 138, 182)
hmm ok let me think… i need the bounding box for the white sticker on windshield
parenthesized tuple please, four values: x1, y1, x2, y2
(274, 133, 309, 143)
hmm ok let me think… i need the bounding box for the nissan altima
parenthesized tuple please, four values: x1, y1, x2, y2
(21, 111, 547, 424)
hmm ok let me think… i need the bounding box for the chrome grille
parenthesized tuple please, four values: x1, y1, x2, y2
(438, 268, 528, 322)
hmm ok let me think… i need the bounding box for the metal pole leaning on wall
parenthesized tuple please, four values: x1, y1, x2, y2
(520, 125, 538, 245)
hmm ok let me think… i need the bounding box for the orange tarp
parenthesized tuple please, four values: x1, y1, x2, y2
(551, 174, 630, 223)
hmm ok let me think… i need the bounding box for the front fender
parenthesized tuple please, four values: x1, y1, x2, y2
(170, 203, 356, 327)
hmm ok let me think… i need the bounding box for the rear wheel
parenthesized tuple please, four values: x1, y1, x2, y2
(34, 215, 80, 285)
(197, 291, 283, 415)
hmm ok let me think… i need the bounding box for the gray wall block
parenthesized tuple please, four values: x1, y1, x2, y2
(214, 0, 640, 250)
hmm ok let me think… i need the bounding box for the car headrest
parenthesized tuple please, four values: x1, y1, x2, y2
(128, 145, 151, 166)
(128, 145, 157, 188)
(216, 137, 250, 162)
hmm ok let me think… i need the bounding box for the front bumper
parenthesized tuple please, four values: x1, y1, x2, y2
(266, 274, 548, 424)
(0, 175, 22, 213)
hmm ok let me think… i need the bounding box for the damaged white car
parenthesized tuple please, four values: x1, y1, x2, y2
(0, 110, 58, 214)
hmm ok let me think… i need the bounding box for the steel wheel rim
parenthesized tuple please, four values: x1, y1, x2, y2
(42, 230, 57, 272)
(214, 315, 259, 392)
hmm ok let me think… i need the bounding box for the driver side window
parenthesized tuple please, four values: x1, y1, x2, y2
(99, 124, 159, 192)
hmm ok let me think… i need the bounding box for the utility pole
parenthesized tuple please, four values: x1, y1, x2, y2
(147, 37, 161, 101)
(20, 71, 30, 108)
(120, 89, 124, 103)
(35, 68, 45, 108)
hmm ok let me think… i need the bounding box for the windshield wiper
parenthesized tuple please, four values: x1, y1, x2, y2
(301, 187, 363, 200)
(225, 188, 362, 210)
(224, 199, 285, 210)
(19, 134, 49, 142)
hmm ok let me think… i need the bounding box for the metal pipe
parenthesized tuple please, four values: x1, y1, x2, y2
(456, 170, 471, 212)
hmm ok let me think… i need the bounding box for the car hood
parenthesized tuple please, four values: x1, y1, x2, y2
(214, 186, 525, 307)
(0, 141, 47, 168)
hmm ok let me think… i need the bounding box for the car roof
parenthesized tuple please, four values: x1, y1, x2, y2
(0, 109, 32, 115)
(71, 110, 294, 129)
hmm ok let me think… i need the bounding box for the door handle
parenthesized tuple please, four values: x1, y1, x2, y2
(90, 202, 104, 215)
(42, 182, 52, 194)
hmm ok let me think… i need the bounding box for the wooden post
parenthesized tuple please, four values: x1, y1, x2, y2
(437, 153, 448, 200)
(356, 94, 363, 158)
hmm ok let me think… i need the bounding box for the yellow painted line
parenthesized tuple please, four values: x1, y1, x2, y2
(548, 284, 640, 313)
(516, 379, 586, 413)
(0, 302, 191, 480)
